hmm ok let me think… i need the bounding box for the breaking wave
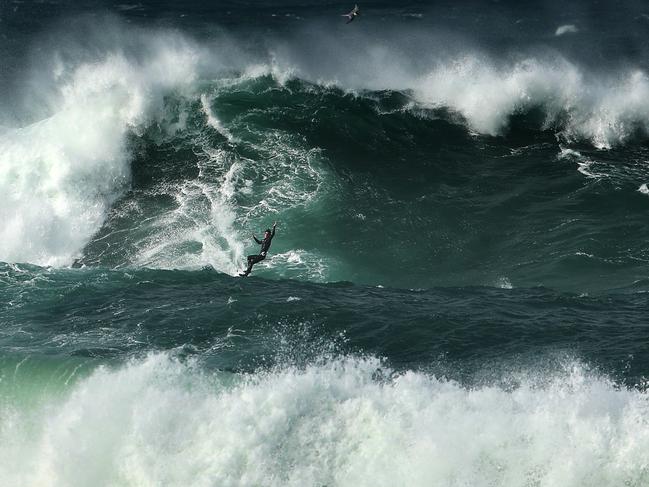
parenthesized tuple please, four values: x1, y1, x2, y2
(1, 353, 647, 486)
(2, 19, 649, 282)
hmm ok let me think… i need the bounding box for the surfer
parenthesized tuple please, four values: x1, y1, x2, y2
(342, 4, 360, 23)
(240, 222, 277, 277)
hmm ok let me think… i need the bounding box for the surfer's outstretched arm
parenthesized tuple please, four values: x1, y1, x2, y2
(271, 221, 277, 237)
(253, 235, 262, 244)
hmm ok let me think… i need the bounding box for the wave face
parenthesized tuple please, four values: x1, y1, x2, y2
(2, 2, 649, 486)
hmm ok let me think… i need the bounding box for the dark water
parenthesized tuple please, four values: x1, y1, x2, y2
(1, 1, 649, 485)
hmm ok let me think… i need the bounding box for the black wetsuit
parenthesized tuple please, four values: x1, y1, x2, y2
(242, 226, 276, 275)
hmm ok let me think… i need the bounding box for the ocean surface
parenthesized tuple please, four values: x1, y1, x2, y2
(1, 1, 649, 485)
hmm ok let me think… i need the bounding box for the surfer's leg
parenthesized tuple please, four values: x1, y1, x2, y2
(244, 254, 264, 275)
(243, 255, 254, 275)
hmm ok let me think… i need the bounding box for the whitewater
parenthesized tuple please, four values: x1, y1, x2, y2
(1, 354, 648, 487)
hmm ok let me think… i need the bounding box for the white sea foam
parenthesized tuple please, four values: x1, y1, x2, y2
(496, 277, 513, 289)
(259, 45, 649, 148)
(557, 147, 605, 178)
(130, 149, 245, 274)
(1, 353, 647, 486)
(409, 56, 648, 148)
(412, 56, 575, 136)
(265, 249, 332, 281)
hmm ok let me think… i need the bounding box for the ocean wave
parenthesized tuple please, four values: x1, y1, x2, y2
(1, 353, 647, 486)
(3, 20, 649, 280)
(412, 58, 649, 148)
(240, 37, 649, 149)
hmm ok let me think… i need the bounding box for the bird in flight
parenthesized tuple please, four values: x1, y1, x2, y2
(342, 4, 360, 24)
